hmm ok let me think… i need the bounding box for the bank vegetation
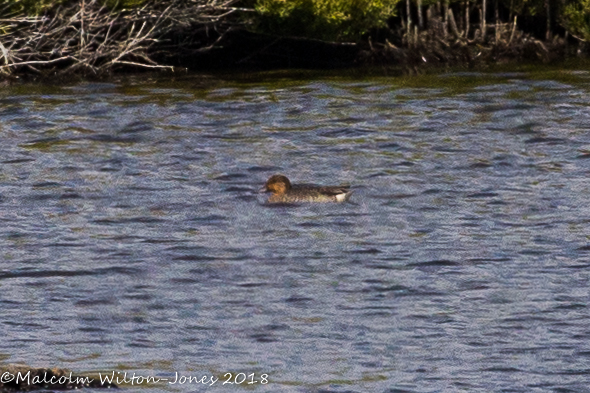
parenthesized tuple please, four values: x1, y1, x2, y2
(0, 0, 589, 77)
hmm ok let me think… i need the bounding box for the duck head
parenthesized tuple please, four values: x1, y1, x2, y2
(260, 174, 292, 195)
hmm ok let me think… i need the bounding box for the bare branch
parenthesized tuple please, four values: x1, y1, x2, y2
(0, 0, 245, 76)
(0, 56, 74, 69)
(112, 60, 174, 70)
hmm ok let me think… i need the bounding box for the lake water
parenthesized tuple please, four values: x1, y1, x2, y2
(1, 69, 590, 393)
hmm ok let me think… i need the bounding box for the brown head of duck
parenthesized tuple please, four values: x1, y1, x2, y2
(260, 174, 291, 196)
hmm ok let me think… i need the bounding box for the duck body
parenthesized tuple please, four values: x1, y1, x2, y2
(261, 174, 353, 203)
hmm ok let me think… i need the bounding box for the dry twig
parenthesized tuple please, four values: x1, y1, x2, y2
(0, 0, 242, 76)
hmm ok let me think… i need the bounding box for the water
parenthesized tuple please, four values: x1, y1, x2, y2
(1, 70, 590, 392)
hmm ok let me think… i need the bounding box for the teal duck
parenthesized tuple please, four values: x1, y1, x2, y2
(260, 174, 353, 203)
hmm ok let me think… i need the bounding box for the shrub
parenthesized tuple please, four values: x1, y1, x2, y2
(254, 0, 400, 41)
(562, 0, 590, 41)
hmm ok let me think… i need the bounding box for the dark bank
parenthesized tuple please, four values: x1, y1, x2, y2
(0, 0, 589, 79)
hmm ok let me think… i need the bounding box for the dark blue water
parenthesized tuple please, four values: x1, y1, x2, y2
(1, 71, 590, 392)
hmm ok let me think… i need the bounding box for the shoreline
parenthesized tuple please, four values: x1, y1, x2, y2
(1, 32, 586, 83)
(2, 28, 587, 83)
(0, 0, 588, 82)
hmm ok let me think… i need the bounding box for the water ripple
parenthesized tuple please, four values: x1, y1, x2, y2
(1, 71, 590, 392)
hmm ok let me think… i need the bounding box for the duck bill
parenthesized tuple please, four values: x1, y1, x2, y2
(258, 186, 268, 193)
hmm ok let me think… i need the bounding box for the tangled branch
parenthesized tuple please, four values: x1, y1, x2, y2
(0, 0, 242, 76)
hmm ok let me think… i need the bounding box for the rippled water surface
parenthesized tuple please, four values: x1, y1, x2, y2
(2, 70, 590, 392)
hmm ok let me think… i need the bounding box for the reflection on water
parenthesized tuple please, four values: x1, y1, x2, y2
(1, 70, 590, 392)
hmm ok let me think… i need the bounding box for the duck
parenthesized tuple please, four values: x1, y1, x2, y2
(260, 174, 353, 203)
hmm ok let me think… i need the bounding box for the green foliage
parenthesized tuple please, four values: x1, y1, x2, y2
(254, 0, 400, 41)
(562, 0, 590, 41)
(101, 0, 148, 11)
(0, 0, 148, 16)
(1, 0, 68, 16)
